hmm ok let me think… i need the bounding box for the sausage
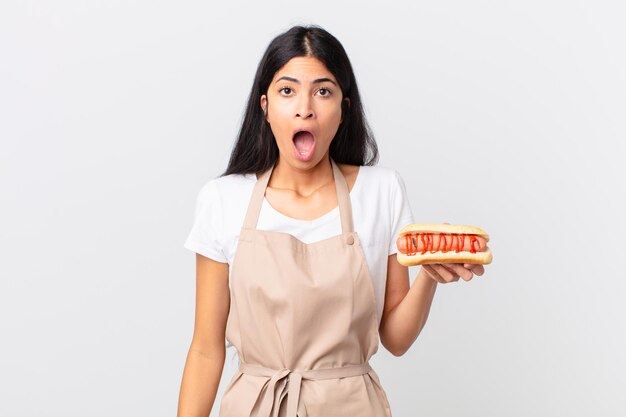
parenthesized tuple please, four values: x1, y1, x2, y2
(396, 233, 488, 255)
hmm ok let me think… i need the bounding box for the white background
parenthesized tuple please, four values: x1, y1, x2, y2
(1, 1, 625, 416)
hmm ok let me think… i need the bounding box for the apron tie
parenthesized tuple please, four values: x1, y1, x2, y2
(239, 361, 373, 417)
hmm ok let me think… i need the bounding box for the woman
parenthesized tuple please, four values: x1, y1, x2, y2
(178, 25, 484, 417)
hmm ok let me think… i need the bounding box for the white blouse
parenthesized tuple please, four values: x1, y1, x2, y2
(184, 164, 415, 330)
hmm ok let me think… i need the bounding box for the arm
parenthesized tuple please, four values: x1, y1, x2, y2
(378, 254, 438, 357)
(178, 254, 230, 417)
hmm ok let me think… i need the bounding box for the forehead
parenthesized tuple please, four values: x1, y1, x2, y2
(272, 56, 336, 82)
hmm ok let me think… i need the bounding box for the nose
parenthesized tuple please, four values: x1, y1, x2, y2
(295, 95, 314, 119)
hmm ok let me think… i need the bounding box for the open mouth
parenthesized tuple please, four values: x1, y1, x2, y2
(292, 130, 316, 161)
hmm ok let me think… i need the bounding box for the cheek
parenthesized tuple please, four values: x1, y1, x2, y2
(329, 100, 344, 119)
(321, 106, 343, 130)
(267, 106, 291, 131)
(267, 112, 295, 146)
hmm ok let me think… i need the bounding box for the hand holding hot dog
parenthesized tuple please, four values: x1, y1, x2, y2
(422, 262, 485, 283)
(396, 222, 492, 284)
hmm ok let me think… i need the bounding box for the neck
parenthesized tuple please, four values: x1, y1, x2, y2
(269, 153, 334, 196)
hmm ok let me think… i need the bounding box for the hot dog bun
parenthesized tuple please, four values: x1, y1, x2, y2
(398, 223, 490, 239)
(396, 223, 493, 266)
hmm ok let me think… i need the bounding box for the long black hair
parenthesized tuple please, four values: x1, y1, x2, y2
(220, 25, 379, 177)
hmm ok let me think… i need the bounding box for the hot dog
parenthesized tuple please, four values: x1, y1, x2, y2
(396, 223, 493, 266)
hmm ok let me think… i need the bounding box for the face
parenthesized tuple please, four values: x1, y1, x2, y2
(260, 56, 348, 168)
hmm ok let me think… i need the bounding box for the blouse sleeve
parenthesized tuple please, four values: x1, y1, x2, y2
(183, 180, 228, 263)
(388, 169, 415, 256)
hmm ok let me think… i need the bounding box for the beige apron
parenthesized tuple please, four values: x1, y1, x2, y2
(218, 157, 393, 417)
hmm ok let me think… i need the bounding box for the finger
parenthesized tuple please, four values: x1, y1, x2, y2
(422, 265, 445, 283)
(422, 265, 442, 283)
(439, 264, 462, 282)
(444, 263, 473, 281)
(463, 263, 485, 276)
(431, 264, 459, 283)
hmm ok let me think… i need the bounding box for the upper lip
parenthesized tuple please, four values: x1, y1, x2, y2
(291, 128, 316, 140)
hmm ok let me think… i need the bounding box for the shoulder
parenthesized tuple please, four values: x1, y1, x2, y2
(195, 173, 256, 206)
(357, 164, 400, 177)
(211, 172, 256, 189)
(353, 164, 405, 192)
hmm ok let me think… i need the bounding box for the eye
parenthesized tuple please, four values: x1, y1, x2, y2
(317, 87, 332, 97)
(279, 87, 293, 96)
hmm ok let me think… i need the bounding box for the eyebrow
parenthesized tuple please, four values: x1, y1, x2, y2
(275, 76, 337, 86)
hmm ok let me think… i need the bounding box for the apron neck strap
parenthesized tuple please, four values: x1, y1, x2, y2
(243, 157, 354, 234)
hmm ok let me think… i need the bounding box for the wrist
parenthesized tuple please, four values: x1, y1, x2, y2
(418, 266, 438, 285)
